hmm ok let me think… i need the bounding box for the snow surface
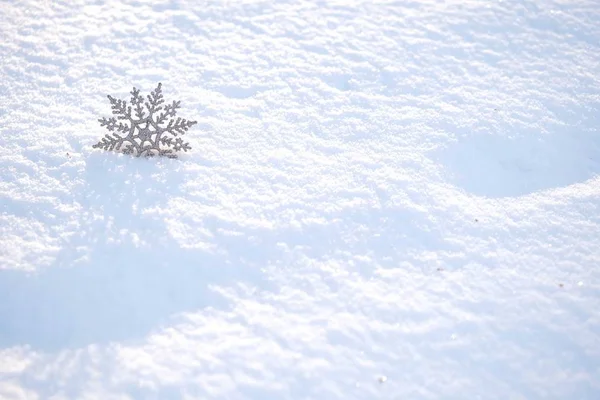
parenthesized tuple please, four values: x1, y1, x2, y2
(1, 0, 600, 398)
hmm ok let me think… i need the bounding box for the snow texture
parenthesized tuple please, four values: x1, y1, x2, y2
(0, 0, 599, 399)
(94, 83, 196, 158)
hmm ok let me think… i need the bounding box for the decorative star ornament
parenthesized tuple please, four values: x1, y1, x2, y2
(93, 83, 197, 158)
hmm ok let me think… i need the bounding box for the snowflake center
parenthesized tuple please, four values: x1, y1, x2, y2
(135, 122, 157, 143)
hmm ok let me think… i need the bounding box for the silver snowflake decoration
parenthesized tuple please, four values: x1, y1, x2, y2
(93, 83, 197, 158)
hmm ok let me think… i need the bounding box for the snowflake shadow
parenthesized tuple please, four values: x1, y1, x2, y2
(0, 153, 264, 351)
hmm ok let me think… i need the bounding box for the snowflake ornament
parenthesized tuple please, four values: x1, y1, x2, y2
(93, 83, 197, 158)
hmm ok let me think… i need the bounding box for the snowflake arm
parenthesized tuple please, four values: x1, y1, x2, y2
(98, 116, 130, 133)
(160, 136, 191, 153)
(166, 117, 197, 136)
(130, 87, 146, 120)
(156, 100, 180, 125)
(108, 94, 132, 120)
(145, 82, 165, 116)
(92, 132, 128, 152)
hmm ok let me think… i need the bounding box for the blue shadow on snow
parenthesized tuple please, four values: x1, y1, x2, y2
(0, 152, 265, 351)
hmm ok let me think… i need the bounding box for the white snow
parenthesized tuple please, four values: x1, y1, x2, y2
(1, 0, 599, 398)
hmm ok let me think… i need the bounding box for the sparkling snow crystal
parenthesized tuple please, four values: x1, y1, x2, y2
(93, 83, 197, 158)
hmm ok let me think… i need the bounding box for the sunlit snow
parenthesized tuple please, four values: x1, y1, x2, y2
(1, 0, 599, 399)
